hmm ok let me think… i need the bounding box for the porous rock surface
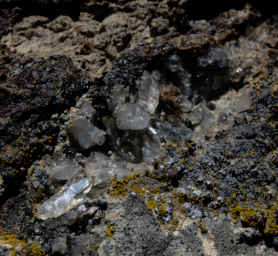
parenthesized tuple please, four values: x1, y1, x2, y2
(1, 1, 278, 255)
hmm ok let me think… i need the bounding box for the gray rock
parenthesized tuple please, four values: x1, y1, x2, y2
(208, 215, 257, 256)
(70, 234, 95, 256)
(156, 121, 192, 143)
(180, 96, 193, 113)
(110, 84, 131, 112)
(0, 245, 12, 256)
(188, 105, 203, 126)
(68, 119, 106, 151)
(115, 103, 151, 131)
(271, 236, 278, 248)
(164, 223, 204, 256)
(52, 236, 68, 255)
(98, 195, 169, 256)
(78, 100, 96, 120)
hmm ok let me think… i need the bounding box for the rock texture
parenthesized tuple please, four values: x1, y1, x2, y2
(1, 1, 278, 256)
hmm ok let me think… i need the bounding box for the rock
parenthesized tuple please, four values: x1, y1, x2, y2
(271, 236, 278, 248)
(0, 51, 90, 200)
(150, 17, 169, 36)
(0, 245, 12, 256)
(0, 0, 80, 18)
(79, 100, 96, 121)
(180, 96, 193, 113)
(98, 195, 169, 256)
(237, 227, 262, 245)
(36, 177, 92, 220)
(85, 152, 131, 188)
(196, 47, 229, 98)
(70, 234, 95, 256)
(68, 119, 106, 151)
(156, 121, 192, 143)
(164, 223, 204, 256)
(115, 103, 151, 131)
(28, 157, 82, 195)
(164, 55, 192, 96)
(188, 105, 203, 126)
(52, 236, 68, 255)
(71, 95, 96, 121)
(64, 204, 99, 226)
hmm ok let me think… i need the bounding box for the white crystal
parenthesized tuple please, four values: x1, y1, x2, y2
(37, 178, 91, 220)
(138, 71, 160, 114)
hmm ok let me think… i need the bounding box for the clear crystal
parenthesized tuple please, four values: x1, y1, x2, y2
(37, 178, 91, 220)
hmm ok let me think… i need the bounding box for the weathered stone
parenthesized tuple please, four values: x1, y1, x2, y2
(98, 195, 169, 256)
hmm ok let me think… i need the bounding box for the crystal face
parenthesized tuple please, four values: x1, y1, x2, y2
(37, 178, 91, 220)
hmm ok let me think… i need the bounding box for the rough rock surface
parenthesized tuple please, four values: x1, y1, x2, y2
(1, 1, 278, 256)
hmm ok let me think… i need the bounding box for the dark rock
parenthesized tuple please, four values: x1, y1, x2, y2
(0, 0, 80, 19)
(238, 228, 262, 245)
(195, 47, 229, 99)
(164, 54, 192, 96)
(0, 245, 11, 256)
(0, 50, 90, 200)
(52, 236, 68, 255)
(70, 234, 95, 256)
(151, 17, 169, 36)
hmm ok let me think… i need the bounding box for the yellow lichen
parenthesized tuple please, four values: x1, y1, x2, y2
(0, 230, 48, 256)
(199, 220, 208, 233)
(147, 200, 158, 210)
(105, 222, 116, 237)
